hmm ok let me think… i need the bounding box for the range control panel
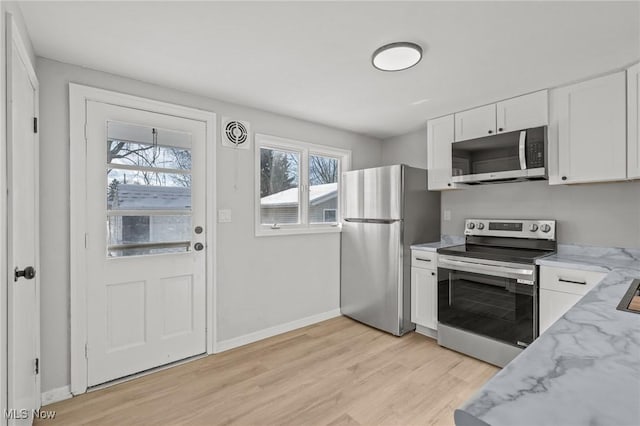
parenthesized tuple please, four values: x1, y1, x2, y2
(464, 219, 556, 241)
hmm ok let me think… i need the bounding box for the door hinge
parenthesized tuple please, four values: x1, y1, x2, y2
(33, 117, 38, 134)
(84, 233, 88, 249)
(85, 343, 88, 359)
(35, 358, 39, 375)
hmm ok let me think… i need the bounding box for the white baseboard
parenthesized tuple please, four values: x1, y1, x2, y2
(415, 325, 438, 339)
(216, 309, 342, 353)
(41, 385, 72, 406)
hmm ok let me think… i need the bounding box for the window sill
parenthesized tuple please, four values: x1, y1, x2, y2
(255, 225, 342, 237)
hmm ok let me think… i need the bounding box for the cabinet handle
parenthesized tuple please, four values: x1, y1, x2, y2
(431, 272, 436, 276)
(488, 130, 493, 134)
(558, 278, 587, 285)
(562, 176, 567, 181)
(447, 183, 452, 187)
(498, 127, 504, 132)
(415, 258, 432, 263)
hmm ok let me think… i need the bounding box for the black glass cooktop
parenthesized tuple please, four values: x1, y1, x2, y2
(437, 244, 554, 264)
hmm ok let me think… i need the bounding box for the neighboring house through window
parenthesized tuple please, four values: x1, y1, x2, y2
(255, 134, 351, 236)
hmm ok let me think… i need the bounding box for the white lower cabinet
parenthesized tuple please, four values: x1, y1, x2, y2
(411, 250, 438, 331)
(539, 265, 606, 333)
(539, 289, 582, 334)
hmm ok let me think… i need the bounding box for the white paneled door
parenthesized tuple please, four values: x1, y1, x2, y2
(85, 102, 207, 386)
(7, 17, 40, 425)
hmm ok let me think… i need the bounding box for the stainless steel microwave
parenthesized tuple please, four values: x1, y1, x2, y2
(451, 126, 547, 184)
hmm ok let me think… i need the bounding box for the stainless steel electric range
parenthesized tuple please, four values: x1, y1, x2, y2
(436, 219, 556, 367)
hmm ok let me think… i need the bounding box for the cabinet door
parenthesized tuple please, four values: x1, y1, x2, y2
(427, 114, 457, 190)
(539, 289, 581, 334)
(454, 104, 496, 142)
(628, 63, 640, 179)
(411, 267, 437, 329)
(552, 71, 626, 184)
(496, 90, 548, 133)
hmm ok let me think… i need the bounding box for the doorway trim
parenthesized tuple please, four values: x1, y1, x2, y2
(4, 12, 41, 421)
(69, 84, 217, 395)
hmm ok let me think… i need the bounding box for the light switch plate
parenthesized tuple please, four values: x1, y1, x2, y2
(218, 209, 232, 223)
(443, 210, 451, 221)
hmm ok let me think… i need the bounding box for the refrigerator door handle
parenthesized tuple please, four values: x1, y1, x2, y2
(344, 218, 401, 224)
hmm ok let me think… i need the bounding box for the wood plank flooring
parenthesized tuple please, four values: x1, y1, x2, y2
(37, 316, 497, 426)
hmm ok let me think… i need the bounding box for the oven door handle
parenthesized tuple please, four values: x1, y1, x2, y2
(438, 258, 534, 282)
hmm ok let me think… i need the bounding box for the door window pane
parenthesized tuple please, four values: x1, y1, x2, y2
(309, 155, 338, 223)
(108, 141, 191, 171)
(107, 171, 191, 210)
(106, 122, 193, 257)
(259, 147, 300, 225)
(107, 215, 192, 257)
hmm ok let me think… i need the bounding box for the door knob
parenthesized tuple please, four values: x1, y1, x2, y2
(14, 266, 36, 282)
(194, 242, 204, 251)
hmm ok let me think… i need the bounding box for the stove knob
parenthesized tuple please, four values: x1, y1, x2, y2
(540, 224, 551, 233)
(467, 222, 475, 230)
(477, 222, 485, 230)
(529, 224, 539, 232)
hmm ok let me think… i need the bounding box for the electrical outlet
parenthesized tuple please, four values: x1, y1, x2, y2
(443, 209, 451, 221)
(218, 209, 232, 223)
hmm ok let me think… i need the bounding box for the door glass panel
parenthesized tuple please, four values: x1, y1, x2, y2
(107, 215, 192, 257)
(108, 141, 191, 171)
(259, 147, 300, 225)
(309, 154, 338, 223)
(107, 171, 191, 210)
(106, 122, 193, 257)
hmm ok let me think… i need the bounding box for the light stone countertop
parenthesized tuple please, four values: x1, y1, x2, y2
(455, 245, 640, 426)
(410, 235, 464, 252)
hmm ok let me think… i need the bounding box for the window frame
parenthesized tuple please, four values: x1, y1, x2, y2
(255, 134, 351, 236)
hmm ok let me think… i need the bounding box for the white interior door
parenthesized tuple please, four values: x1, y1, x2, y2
(7, 19, 40, 425)
(85, 101, 207, 386)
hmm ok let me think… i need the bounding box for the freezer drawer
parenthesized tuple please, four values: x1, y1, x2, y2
(340, 220, 406, 335)
(342, 165, 402, 220)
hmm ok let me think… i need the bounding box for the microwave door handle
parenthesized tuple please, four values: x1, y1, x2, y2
(519, 130, 527, 170)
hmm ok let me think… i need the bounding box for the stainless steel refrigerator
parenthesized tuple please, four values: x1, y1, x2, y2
(340, 165, 441, 336)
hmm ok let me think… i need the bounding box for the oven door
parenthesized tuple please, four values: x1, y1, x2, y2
(437, 255, 537, 348)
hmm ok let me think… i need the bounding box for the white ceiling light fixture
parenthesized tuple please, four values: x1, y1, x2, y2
(372, 42, 423, 72)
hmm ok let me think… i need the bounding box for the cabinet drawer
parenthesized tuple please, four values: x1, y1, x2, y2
(411, 251, 436, 269)
(540, 266, 606, 295)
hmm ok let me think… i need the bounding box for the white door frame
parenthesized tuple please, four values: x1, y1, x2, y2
(69, 84, 217, 395)
(5, 11, 41, 418)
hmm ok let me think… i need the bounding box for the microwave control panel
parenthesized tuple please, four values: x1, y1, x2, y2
(526, 139, 545, 168)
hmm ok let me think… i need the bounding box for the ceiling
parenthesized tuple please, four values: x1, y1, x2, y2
(19, 1, 640, 139)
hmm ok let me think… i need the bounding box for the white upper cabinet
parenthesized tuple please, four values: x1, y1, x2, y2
(427, 114, 458, 190)
(496, 90, 548, 133)
(550, 71, 627, 184)
(454, 104, 496, 142)
(628, 63, 640, 180)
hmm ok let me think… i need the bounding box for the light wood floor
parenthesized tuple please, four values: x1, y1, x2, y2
(38, 316, 497, 426)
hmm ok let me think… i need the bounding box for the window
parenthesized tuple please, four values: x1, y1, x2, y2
(106, 122, 193, 256)
(255, 134, 351, 236)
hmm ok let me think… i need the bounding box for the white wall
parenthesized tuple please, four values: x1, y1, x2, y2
(36, 57, 382, 393)
(380, 127, 427, 169)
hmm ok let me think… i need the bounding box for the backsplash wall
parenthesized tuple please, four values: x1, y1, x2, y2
(441, 180, 640, 249)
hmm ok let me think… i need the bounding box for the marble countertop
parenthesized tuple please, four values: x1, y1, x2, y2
(455, 246, 640, 426)
(410, 235, 464, 252)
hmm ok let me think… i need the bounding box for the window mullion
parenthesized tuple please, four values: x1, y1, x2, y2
(300, 148, 310, 227)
